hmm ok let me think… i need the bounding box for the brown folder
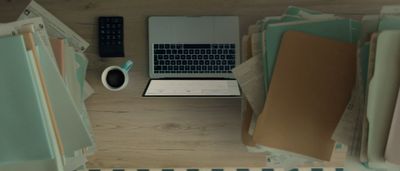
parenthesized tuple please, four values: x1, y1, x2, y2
(50, 38, 64, 77)
(253, 31, 356, 160)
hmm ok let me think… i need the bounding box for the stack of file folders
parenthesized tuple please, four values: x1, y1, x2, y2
(233, 5, 400, 170)
(0, 1, 95, 171)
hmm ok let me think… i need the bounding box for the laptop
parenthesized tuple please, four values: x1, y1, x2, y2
(144, 16, 241, 97)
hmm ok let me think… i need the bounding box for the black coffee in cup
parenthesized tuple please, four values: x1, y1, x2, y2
(106, 69, 125, 88)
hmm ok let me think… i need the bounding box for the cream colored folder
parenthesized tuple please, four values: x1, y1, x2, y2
(366, 30, 400, 167)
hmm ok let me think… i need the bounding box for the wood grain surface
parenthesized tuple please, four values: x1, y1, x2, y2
(0, 0, 396, 168)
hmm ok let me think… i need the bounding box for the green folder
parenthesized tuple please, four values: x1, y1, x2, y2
(33, 33, 93, 156)
(379, 15, 400, 31)
(0, 35, 53, 163)
(0, 35, 61, 171)
(264, 18, 361, 88)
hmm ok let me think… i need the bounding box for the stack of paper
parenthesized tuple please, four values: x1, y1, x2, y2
(0, 1, 95, 171)
(233, 6, 400, 170)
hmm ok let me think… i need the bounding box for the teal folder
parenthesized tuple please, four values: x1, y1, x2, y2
(264, 18, 361, 88)
(379, 15, 400, 31)
(33, 33, 93, 156)
(0, 35, 54, 164)
(74, 52, 88, 98)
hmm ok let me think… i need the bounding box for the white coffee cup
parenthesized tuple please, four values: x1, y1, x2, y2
(101, 60, 133, 91)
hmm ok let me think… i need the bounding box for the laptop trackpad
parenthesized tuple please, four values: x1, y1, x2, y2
(144, 80, 241, 97)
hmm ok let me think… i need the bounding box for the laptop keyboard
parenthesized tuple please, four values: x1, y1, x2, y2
(153, 44, 236, 74)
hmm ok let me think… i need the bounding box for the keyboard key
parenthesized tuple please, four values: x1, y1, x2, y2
(211, 60, 216, 65)
(208, 66, 213, 70)
(165, 44, 170, 48)
(225, 66, 230, 71)
(162, 66, 167, 70)
(215, 55, 220, 59)
(195, 50, 199, 54)
(228, 60, 235, 65)
(218, 49, 222, 54)
(202, 66, 207, 70)
(171, 44, 176, 49)
(204, 55, 209, 59)
(171, 61, 176, 65)
(177, 44, 183, 49)
(185, 66, 189, 70)
(188, 60, 193, 65)
(182, 60, 187, 65)
(219, 66, 224, 70)
(155, 66, 161, 70)
(160, 60, 165, 65)
(165, 61, 170, 65)
(197, 66, 201, 70)
(199, 60, 204, 65)
(192, 55, 197, 60)
(206, 50, 211, 54)
(154, 44, 159, 49)
(201, 50, 205, 54)
(223, 50, 228, 54)
(216, 60, 221, 65)
(168, 66, 173, 70)
(169, 55, 174, 59)
(229, 49, 235, 54)
(221, 55, 225, 59)
(191, 66, 195, 70)
(184, 50, 189, 54)
(205, 61, 210, 65)
(194, 60, 198, 65)
(222, 60, 227, 65)
(212, 44, 218, 49)
(178, 50, 183, 54)
(227, 55, 234, 59)
(166, 50, 171, 54)
(210, 55, 214, 59)
(219, 44, 224, 48)
(189, 49, 194, 54)
(163, 55, 168, 59)
(159, 44, 164, 48)
(172, 50, 177, 54)
(224, 44, 230, 48)
(198, 55, 203, 59)
(174, 66, 178, 70)
(212, 50, 217, 54)
(179, 66, 184, 70)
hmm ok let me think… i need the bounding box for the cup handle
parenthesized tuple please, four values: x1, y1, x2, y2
(121, 60, 133, 72)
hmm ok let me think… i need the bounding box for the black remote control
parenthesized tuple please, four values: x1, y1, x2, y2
(98, 16, 124, 57)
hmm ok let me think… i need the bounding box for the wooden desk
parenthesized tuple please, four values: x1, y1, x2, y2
(0, 0, 396, 169)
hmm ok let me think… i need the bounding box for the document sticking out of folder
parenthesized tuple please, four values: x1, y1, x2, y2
(253, 31, 356, 161)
